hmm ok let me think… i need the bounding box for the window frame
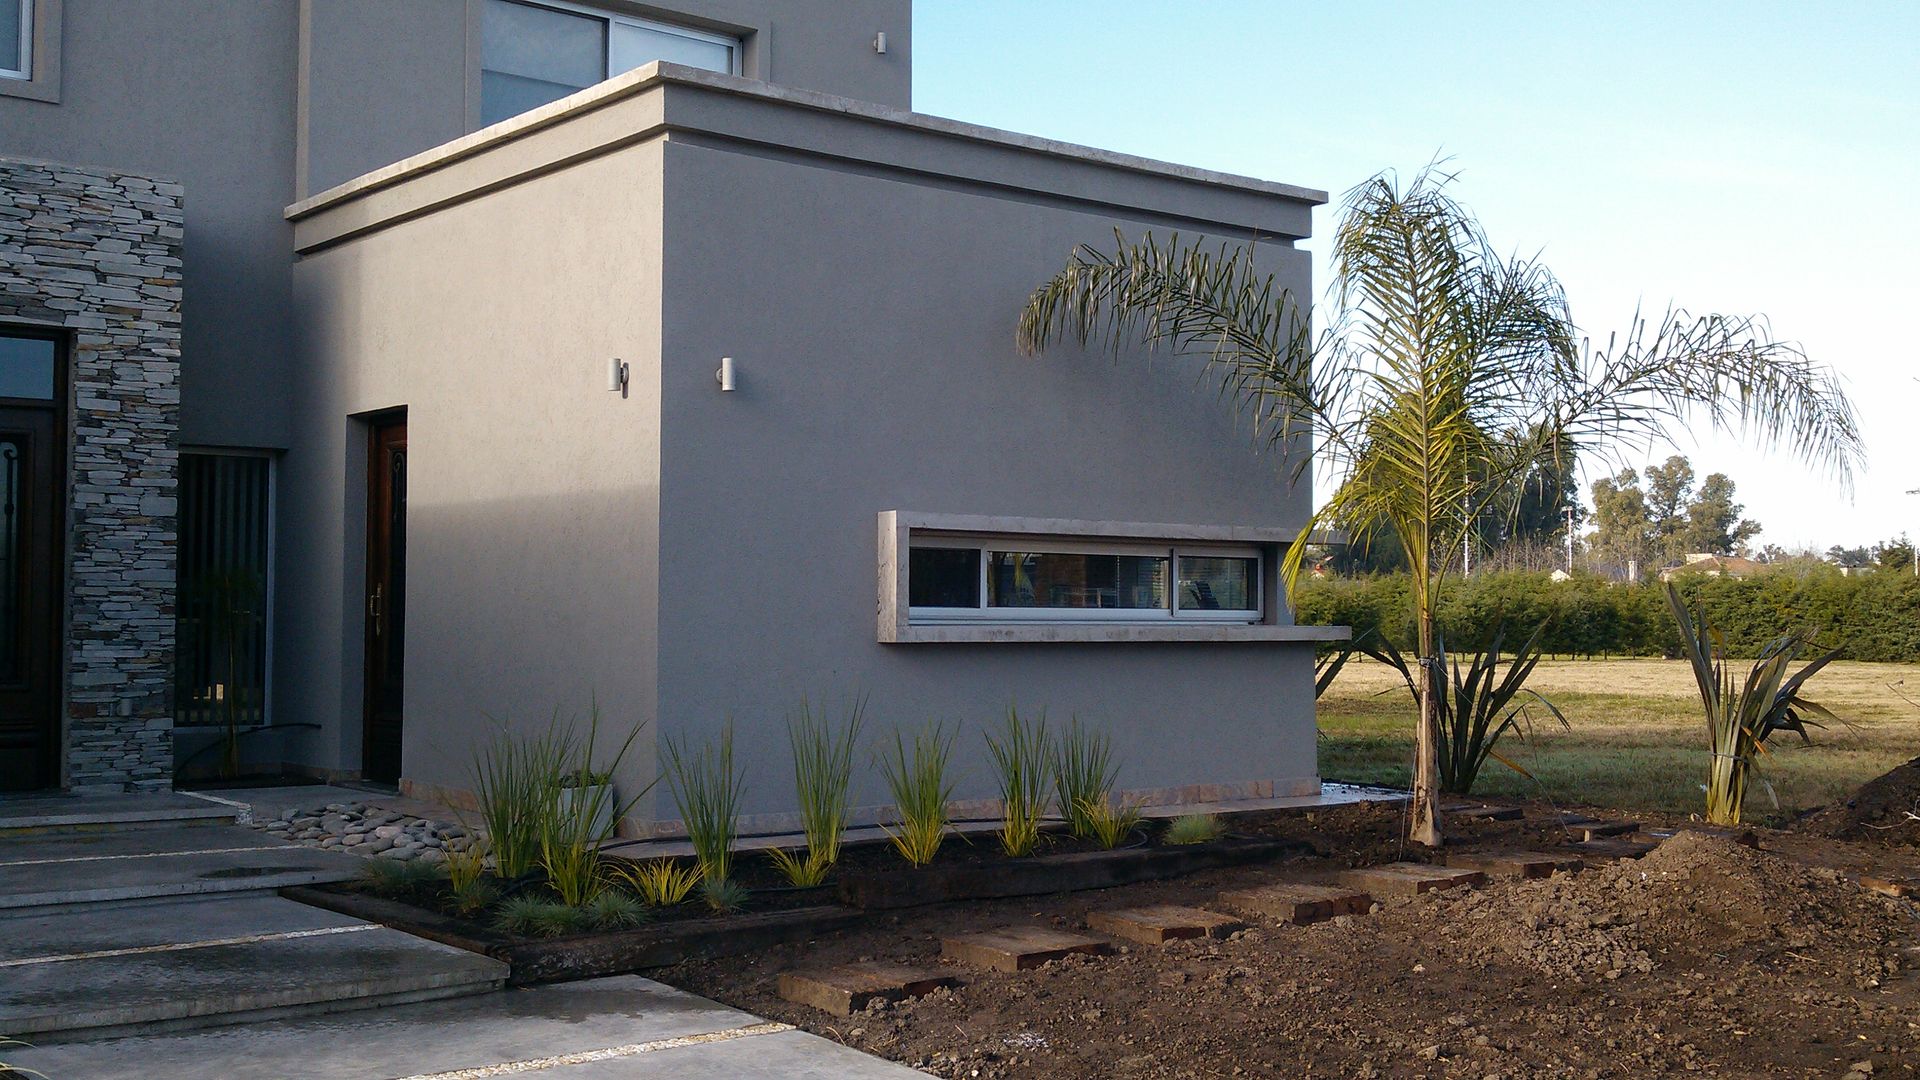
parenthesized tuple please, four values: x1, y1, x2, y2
(479, 0, 742, 115)
(1, 0, 29, 81)
(907, 533, 1263, 626)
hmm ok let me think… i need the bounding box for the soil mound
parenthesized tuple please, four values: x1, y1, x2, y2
(1803, 755, 1920, 844)
(1417, 832, 1908, 980)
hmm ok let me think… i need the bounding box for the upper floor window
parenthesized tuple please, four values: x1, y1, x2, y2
(1, 0, 30, 80)
(480, 0, 739, 127)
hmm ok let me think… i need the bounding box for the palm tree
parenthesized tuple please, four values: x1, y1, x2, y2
(1017, 165, 1860, 846)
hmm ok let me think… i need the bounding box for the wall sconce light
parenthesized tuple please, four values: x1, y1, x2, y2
(607, 357, 628, 393)
(873, 31, 887, 54)
(716, 356, 735, 392)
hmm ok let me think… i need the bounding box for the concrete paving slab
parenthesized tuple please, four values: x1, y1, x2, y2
(0, 835, 362, 911)
(1340, 862, 1486, 897)
(6, 976, 927, 1078)
(1, 920, 505, 1039)
(0, 792, 235, 833)
(1087, 904, 1245, 943)
(1218, 882, 1372, 924)
(0, 893, 365, 963)
(1444, 850, 1585, 879)
(941, 925, 1111, 972)
(778, 962, 960, 1016)
(0, 821, 288, 866)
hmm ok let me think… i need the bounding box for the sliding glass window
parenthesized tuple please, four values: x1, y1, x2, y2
(908, 537, 1262, 624)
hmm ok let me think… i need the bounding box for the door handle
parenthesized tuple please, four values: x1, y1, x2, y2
(369, 584, 384, 637)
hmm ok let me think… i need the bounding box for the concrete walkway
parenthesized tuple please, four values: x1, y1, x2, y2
(7, 975, 930, 1078)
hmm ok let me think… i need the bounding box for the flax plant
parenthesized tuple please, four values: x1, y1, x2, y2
(1019, 163, 1861, 845)
(767, 697, 867, 887)
(537, 706, 654, 907)
(877, 722, 954, 867)
(1667, 583, 1843, 825)
(1052, 716, 1118, 840)
(470, 714, 572, 879)
(1077, 796, 1144, 850)
(615, 858, 702, 906)
(663, 725, 744, 908)
(986, 706, 1051, 857)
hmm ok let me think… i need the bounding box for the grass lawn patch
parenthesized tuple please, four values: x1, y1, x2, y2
(1318, 657, 1920, 821)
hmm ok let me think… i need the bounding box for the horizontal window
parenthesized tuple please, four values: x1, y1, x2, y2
(480, 0, 739, 127)
(1, 0, 27, 81)
(909, 537, 1262, 624)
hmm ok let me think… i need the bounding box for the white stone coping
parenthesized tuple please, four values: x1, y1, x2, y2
(284, 61, 1327, 222)
(877, 510, 1351, 644)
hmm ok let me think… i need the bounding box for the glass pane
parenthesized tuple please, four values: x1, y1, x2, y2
(0, 336, 55, 400)
(988, 551, 1169, 610)
(1179, 556, 1258, 611)
(1, 0, 23, 76)
(909, 547, 979, 608)
(610, 21, 735, 76)
(480, 0, 607, 126)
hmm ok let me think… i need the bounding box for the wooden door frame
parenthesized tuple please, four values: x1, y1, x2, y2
(360, 409, 406, 784)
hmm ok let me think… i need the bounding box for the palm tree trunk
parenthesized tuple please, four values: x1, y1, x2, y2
(1410, 602, 1443, 847)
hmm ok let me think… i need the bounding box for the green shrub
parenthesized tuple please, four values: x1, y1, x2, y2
(1163, 813, 1223, 845)
(583, 890, 650, 931)
(615, 858, 701, 907)
(357, 855, 445, 897)
(492, 895, 589, 938)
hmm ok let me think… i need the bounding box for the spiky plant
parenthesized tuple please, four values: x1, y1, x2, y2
(663, 725, 743, 896)
(768, 697, 866, 887)
(470, 714, 572, 879)
(1667, 583, 1843, 824)
(877, 722, 954, 867)
(1163, 813, 1224, 845)
(1052, 716, 1118, 841)
(357, 855, 445, 897)
(986, 706, 1051, 857)
(700, 875, 749, 914)
(584, 890, 650, 931)
(614, 858, 702, 907)
(492, 895, 589, 938)
(1078, 796, 1144, 850)
(1018, 163, 1862, 845)
(538, 705, 657, 908)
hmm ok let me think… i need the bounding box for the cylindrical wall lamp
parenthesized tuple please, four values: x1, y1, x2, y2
(716, 356, 735, 392)
(607, 357, 628, 393)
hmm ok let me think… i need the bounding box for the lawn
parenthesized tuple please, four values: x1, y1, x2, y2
(1317, 657, 1920, 821)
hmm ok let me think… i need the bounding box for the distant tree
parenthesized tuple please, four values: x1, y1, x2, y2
(1675, 472, 1761, 556)
(1643, 456, 1695, 554)
(1872, 534, 1915, 574)
(1588, 467, 1654, 569)
(1826, 545, 1873, 569)
(1588, 456, 1760, 566)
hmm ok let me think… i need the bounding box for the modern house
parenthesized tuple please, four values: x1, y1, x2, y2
(0, 0, 1339, 831)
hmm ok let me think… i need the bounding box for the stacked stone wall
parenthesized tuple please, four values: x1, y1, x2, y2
(0, 155, 183, 792)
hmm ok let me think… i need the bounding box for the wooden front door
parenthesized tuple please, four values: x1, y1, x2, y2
(362, 417, 407, 784)
(0, 332, 64, 792)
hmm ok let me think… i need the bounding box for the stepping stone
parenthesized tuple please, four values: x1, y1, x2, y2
(777, 962, 960, 1016)
(1445, 850, 1583, 879)
(940, 926, 1110, 972)
(1859, 875, 1917, 899)
(1556, 813, 1604, 827)
(1339, 862, 1486, 897)
(1446, 805, 1524, 822)
(1086, 905, 1244, 944)
(1217, 883, 1371, 925)
(1566, 837, 1659, 861)
(1576, 820, 1641, 841)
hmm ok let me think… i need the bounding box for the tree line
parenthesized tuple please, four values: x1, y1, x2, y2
(1296, 567, 1920, 663)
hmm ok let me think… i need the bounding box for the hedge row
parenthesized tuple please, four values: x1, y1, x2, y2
(1294, 569, 1920, 662)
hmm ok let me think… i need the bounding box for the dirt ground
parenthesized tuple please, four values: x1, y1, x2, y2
(662, 803, 1920, 1079)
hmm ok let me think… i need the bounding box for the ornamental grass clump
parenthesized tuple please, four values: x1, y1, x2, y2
(767, 697, 866, 887)
(583, 890, 650, 931)
(663, 725, 744, 910)
(616, 858, 702, 907)
(877, 722, 954, 867)
(1052, 716, 1118, 840)
(1078, 795, 1144, 850)
(538, 706, 654, 907)
(357, 855, 445, 897)
(1164, 813, 1223, 845)
(470, 713, 573, 879)
(492, 895, 590, 938)
(986, 706, 1051, 857)
(1667, 583, 1843, 825)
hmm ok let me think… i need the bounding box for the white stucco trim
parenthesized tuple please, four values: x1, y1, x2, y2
(877, 510, 1351, 645)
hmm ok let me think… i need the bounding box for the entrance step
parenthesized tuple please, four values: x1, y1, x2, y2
(1340, 862, 1486, 897)
(777, 962, 961, 1016)
(0, 893, 507, 1042)
(1087, 905, 1245, 944)
(5, 975, 928, 1079)
(0, 792, 237, 837)
(0, 822, 359, 913)
(941, 926, 1111, 972)
(1218, 882, 1372, 925)
(1444, 850, 1585, 879)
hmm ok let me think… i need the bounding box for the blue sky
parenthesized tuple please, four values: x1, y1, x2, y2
(914, 1, 1920, 551)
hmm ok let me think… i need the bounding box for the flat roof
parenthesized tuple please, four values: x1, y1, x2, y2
(286, 62, 1325, 237)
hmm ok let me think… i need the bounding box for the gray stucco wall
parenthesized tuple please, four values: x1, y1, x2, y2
(286, 68, 1324, 827)
(653, 139, 1319, 825)
(0, 156, 183, 792)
